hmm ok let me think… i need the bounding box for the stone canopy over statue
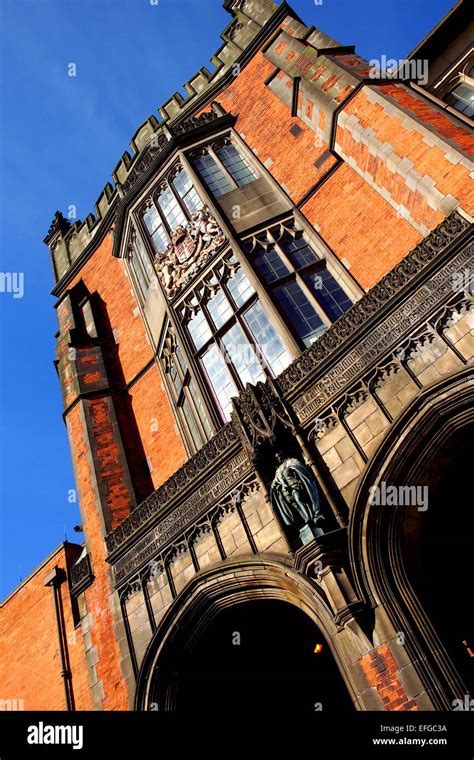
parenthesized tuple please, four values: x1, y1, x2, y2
(270, 453, 325, 545)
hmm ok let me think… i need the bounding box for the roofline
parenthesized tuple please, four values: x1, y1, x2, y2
(406, 0, 466, 61)
(0, 540, 83, 605)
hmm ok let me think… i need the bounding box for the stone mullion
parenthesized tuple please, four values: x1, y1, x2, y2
(187, 533, 200, 573)
(397, 351, 423, 389)
(234, 498, 258, 554)
(164, 558, 177, 600)
(363, 375, 394, 424)
(140, 570, 156, 634)
(211, 513, 227, 560)
(431, 320, 468, 366)
(207, 143, 240, 191)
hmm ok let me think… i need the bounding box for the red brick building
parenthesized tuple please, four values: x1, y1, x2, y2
(1, 0, 473, 713)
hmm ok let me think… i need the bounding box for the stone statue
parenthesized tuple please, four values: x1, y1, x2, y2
(270, 453, 325, 544)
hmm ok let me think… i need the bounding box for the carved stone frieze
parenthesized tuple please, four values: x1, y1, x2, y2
(105, 422, 239, 556)
(112, 450, 252, 584)
(290, 237, 473, 425)
(278, 212, 471, 397)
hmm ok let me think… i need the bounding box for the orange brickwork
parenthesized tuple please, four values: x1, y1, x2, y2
(360, 644, 419, 711)
(0, 544, 93, 711)
(213, 52, 336, 202)
(67, 401, 130, 710)
(65, 231, 186, 492)
(301, 163, 422, 289)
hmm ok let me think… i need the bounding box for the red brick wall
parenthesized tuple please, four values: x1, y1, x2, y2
(340, 87, 474, 222)
(67, 401, 129, 710)
(0, 544, 93, 711)
(65, 233, 186, 490)
(213, 52, 335, 202)
(128, 364, 185, 490)
(360, 644, 419, 711)
(301, 163, 422, 289)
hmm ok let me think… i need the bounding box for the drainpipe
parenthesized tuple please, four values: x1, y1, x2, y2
(43, 566, 75, 711)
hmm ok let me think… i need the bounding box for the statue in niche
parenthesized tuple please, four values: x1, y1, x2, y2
(270, 452, 325, 545)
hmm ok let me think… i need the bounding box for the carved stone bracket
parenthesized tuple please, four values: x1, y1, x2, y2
(294, 527, 366, 632)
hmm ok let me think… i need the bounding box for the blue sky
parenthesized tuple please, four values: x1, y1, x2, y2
(0, 0, 454, 598)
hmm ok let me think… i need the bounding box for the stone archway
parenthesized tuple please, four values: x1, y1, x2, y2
(134, 557, 357, 712)
(350, 368, 474, 709)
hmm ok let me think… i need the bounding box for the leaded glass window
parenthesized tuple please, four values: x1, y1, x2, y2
(245, 222, 353, 348)
(190, 137, 257, 198)
(126, 227, 156, 303)
(161, 326, 214, 453)
(179, 254, 291, 422)
(140, 165, 203, 255)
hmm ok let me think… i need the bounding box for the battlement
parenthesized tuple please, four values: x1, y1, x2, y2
(44, 0, 285, 287)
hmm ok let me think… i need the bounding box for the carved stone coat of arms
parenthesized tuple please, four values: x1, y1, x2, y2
(154, 206, 225, 299)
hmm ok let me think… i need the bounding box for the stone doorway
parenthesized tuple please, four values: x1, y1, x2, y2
(171, 599, 354, 713)
(400, 421, 474, 698)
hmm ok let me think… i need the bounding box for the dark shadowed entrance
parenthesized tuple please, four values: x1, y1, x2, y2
(174, 599, 354, 713)
(400, 421, 474, 697)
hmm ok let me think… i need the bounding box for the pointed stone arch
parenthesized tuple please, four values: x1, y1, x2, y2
(134, 554, 362, 711)
(349, 367, 474, 709)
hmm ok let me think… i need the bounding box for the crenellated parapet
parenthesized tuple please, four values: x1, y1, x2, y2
(44, 0, 280, 286)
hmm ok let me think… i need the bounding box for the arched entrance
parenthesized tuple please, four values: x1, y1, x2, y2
(350, 370, 474, 709)
(135, 559, 357, 712)
(399, 419, 474, 697)
(174, 599, 353, 713)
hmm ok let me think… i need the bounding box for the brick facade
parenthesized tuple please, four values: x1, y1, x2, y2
(2, 0, 472, 714)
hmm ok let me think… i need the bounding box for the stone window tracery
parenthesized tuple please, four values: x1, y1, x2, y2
(244, 221, 353, 348)
(177, 253, 292, 422)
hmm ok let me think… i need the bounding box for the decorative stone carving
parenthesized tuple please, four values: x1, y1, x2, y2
(171, 109, 221, 136)
(232, 378, 293, 456)
(69, 552, 93, 597)
(278, 212, 471, 395)
(155, 206, 226, 299)
(122, 132, 169, 194)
